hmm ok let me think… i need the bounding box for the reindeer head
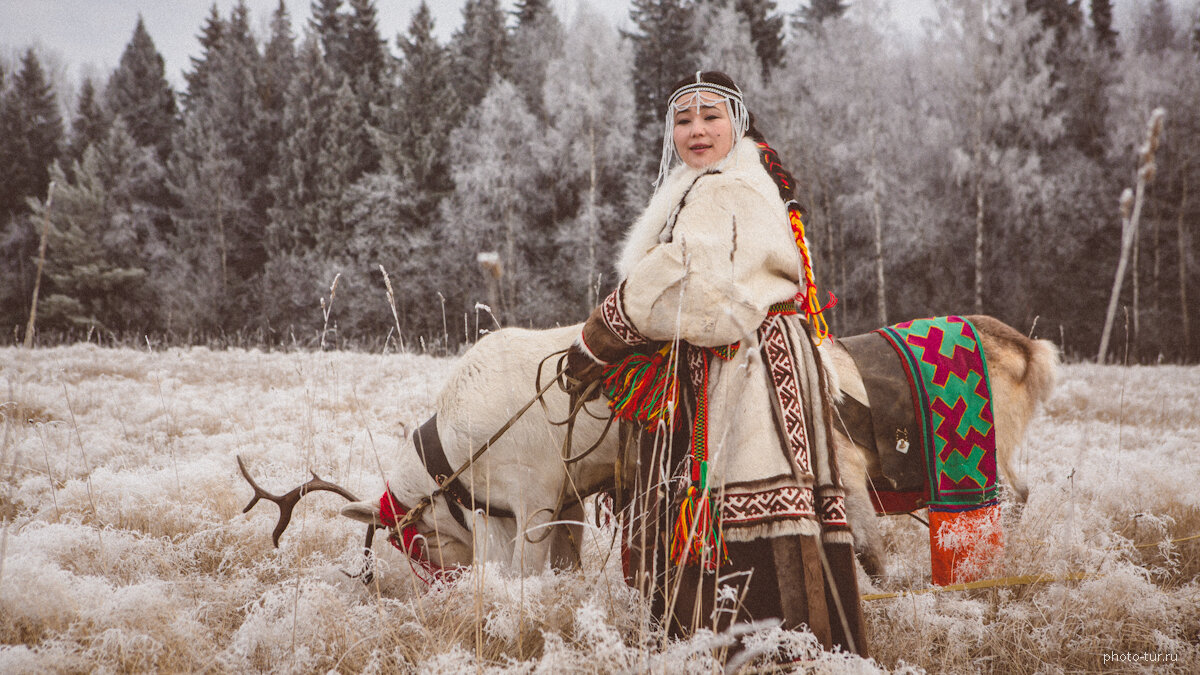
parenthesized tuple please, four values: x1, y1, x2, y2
(236, 455, 475, 584)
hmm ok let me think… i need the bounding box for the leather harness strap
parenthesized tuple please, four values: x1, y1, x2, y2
(413, 415, 518, 531)
(836, 332, 927, 492)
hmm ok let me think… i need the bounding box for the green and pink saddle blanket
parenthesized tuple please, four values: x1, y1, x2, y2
(841, 316, 1004, 585)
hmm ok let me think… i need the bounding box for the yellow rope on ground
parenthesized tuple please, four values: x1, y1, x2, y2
(861, 532, 1198, 601)
(861, 572, 1099, 602)
(1133, 532, 1200, 549)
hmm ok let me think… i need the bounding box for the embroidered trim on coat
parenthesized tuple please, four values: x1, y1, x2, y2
(601, 285, 647, 347)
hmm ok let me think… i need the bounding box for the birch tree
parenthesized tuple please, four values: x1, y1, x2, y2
(931, 0, 1063, 314)
(543, 7, 636, 311)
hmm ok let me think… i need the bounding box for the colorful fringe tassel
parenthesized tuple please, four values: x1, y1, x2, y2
(670, 484, 727, 570)
(600, 344, 680, 428)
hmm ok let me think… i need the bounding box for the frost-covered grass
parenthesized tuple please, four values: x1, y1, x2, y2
(1, 346, 1197, 673)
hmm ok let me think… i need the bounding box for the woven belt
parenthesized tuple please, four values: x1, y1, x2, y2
(769, 300, 798, 316)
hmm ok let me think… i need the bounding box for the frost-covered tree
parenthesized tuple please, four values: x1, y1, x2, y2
(264, 37, 376, 327)
(376, 1, 460, 214)
(768, 3, 934, 329)
(543, 7, 637, 312)
(694, 3, 764, 97)
(0, 49, 62, 219)
(310, 0, 347, 73)
(1090, 0, 1118, 52)
(1135, 0, 1178, 53)
(930, 0, 1063, 314)
(344, 0, 387, 88)
(105, 16, 178, 160)
(734, 0, 786, 78)
(441, 80, 545, 326)
(183, 4, 225, 108)
(512, 0, 551, 25)
(796, 0, 849, 34)
(166, 112, 248, 329)
(506, 3, 563, 119)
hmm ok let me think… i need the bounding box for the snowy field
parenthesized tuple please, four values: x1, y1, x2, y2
(1, 344, 1198, 673)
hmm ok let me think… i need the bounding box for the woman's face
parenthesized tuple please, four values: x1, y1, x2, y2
(672, 93, 734, 169)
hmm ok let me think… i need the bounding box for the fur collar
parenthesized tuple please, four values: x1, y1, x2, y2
(616, 137, 779, 280)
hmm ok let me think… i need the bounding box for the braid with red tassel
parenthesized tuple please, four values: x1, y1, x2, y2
(755, 140, 837, 342)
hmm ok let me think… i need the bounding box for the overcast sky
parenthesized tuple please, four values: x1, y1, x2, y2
(0, 1, 942, 88)
(0, 0, 1162, 95)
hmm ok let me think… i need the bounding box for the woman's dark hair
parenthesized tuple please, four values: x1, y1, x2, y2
(669, 70, 799, 207)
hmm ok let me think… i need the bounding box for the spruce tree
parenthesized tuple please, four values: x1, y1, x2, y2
(797, 0, 849, 33)
(512, 0, 551, 26)
(167, 110, 248, 328)
(257, 0, 296, 211)
(379, 1, 460, 212)
(735, 0, 785, 78)
(450, 0, 509, 109)
(506, 4, 563, 119)
(67, 78, 110, 164)
(1090, 0, 1118, 53)
(183, 4, 225, 108)
(310, 0, 348, 75)
(345, 0, 387, 88)
(1135, 0, 1177, 53)
(627, 0, 698, 135)
(0, 49, 63, 220)
(33, 120, 166, 332)
(106, 16, 178, 160)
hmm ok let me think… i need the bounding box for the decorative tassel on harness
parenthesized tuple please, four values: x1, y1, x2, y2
(601, 343, 681, 428)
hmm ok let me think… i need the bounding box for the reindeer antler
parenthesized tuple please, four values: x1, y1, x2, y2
(237, 455, 360, 547)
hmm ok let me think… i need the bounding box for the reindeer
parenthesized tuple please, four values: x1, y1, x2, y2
(239, 316, 1058, 580)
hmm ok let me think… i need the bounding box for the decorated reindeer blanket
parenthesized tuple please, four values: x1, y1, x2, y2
(877, 316, 999, 512)
(842, 315, 1004, 585)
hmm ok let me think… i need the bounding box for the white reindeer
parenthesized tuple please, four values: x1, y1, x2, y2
(240, 317, 1057, 578)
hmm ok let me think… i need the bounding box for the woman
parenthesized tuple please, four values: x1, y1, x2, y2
(568, 71, 867, 655)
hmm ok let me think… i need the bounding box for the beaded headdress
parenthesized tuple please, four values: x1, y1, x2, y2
(655, 71, 750, 190)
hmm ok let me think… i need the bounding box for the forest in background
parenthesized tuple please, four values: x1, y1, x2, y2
(1, 0, 1197, 362)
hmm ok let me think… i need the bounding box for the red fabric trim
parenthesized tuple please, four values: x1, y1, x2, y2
(869, 489, 929, 515)
(929, 504, 1004, 586)
(378, 486, 449, 585)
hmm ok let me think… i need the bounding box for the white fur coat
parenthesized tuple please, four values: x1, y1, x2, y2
(614, 136, 830, 541)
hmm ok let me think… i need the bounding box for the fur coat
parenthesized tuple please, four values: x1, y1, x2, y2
(611, 136, 844, 543)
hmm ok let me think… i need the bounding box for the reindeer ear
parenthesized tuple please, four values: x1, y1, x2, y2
(341, 501, 383, 527)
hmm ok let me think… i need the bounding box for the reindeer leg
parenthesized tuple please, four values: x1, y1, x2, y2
(833, 436, 887, 577)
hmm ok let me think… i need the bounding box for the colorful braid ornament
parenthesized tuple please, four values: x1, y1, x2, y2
(757, 142, 837, 343)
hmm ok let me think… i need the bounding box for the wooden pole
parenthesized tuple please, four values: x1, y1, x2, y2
(23, 181, 56, 349)
(1099, 109, 1164, 363)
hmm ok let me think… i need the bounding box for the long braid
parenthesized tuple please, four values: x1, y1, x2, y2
(748, 125, 837, 341)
